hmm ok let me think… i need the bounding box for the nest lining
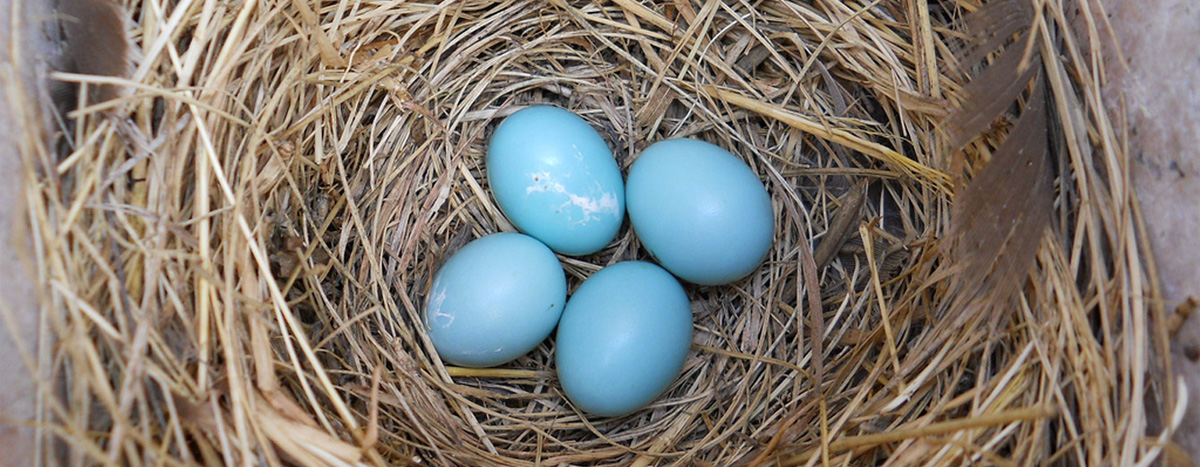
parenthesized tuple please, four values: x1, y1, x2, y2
(23, 0, 1175, 465)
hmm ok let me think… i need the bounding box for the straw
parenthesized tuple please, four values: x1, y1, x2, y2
(21, 0, 1172, 465)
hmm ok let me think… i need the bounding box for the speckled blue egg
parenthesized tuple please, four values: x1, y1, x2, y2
(424, 233, 567, 368)
(555, 261, 692, 417)
(626, 139, 773, 285)
(487, 106, 625, 256)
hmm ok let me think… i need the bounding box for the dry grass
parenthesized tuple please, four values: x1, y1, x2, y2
(17, 0, 1178, 465)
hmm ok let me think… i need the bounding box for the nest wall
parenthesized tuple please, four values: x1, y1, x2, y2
(24, 0, 1175, 465)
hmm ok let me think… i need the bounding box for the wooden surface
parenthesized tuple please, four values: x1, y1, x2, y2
(0, 0, 54, 464)
(1099, 0, 1200, 461)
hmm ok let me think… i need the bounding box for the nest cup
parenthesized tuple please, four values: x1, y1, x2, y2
(28, 0, 1175, 465)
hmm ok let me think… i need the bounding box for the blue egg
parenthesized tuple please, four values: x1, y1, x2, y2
(555, 261, 692, 417)
(424, 233, 567, 368)
(487, 106, 625, 256)
(626, 139, 773, 285)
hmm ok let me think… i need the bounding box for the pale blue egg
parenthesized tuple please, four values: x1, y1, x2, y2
(487, 106, 625, 256)
(424, 233, 567, 368)
(555, 261, 692, 417)
(626, 139, 773, 285)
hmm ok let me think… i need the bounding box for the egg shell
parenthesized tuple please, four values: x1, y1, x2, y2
(626, 138, 774, 285)
(487, 106, 625, 256)
(424, 233, 567, 368)
(555, 261, 692, 417)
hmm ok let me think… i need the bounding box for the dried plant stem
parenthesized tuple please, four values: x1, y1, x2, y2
(27, 0, 1166, 465)
(783, 405, 1056, 464)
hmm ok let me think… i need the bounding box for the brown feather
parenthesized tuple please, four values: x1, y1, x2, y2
(943, 0, 1038, 151)
(949, 78, 1053, 305)
(952, 0, 1035, 76)
(941, 0, 1057, 316)
(944, 48, 1040, 151)
(53, 0, 129, 110)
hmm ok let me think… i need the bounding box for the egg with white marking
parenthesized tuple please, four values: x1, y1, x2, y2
(487, 106, 625, 256)
(424, 233, 567, 368)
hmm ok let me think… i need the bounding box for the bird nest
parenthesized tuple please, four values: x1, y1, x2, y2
(25, 0, 1178, 465)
